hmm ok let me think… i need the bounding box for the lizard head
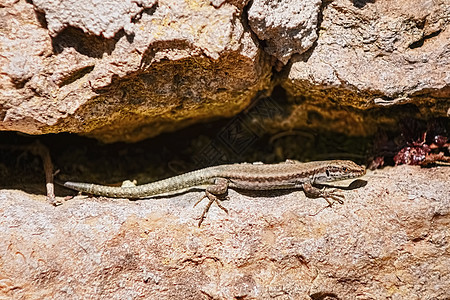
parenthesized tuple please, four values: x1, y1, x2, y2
(314, 160, 366, 183)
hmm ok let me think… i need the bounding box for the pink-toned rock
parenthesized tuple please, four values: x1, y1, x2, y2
(1, 166, 449, 299)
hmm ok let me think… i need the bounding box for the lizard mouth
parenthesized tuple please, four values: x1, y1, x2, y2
(360, 165, 367, 176)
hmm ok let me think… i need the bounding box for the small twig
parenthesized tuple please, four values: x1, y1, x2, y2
(0, 140, 60, 205)
(30, 141, 57, 202)
(420, 152, 450, 166)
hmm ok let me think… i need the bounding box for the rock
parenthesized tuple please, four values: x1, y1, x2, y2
(283, 0, 450, 108)
(1, 166, 449, 298)
(33, 0, 158, 38)
(0, 0, 271, 143)
(1, 0, 448, 143)
(247, 0, 321, 64)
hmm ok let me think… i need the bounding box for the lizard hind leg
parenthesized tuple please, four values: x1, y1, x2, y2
(193, 178, 230, 227)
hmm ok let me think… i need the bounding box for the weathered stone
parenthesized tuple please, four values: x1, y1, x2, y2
(283, 0, 450, 109)
(248, 0, 321, 64)
(0, 0, 271, 143)
(33, 0, 157, 38)
(0, 0, 448, 144)
(1, 166, 449, 298)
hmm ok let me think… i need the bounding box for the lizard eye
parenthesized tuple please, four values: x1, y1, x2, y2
(342, 167, 348, 172)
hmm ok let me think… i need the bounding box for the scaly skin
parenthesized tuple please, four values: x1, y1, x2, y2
(62, 160, 366, 225)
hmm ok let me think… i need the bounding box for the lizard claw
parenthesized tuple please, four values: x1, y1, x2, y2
(195, 191, 229, 227)
(322, 189, 345, 205)
(193, 194, 207, 208)
(303, 183, 345, 206)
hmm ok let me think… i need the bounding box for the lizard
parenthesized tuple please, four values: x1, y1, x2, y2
(62, 159, 366, 226)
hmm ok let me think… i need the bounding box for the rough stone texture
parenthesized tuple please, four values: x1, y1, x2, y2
(33, 0, 157, 38)
(1, 166, 449, 299)
(247, 0, 321, 64)
(283, 0, 450, 110)
(0, 0, 271, 143)
(0, 0, 449, 143)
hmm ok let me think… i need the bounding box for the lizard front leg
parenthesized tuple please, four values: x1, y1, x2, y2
(302, 182, 345, 206)
(194, 178, 229, 226)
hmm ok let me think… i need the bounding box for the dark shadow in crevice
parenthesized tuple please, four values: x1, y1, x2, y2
(0, 104, 5, 122)
(58, 65, 95, 87)
(289, 0, 332, 65)
(139, 39, 195, 70)
(409, 29, 442, 49)
(310, 292, 340, 300)
(31, 5, 48, 30)
(52, 27, 122, 58)
(141, 3, 159, 17)
(40, 0, 159, 57)
(352, 0, 376, 8)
